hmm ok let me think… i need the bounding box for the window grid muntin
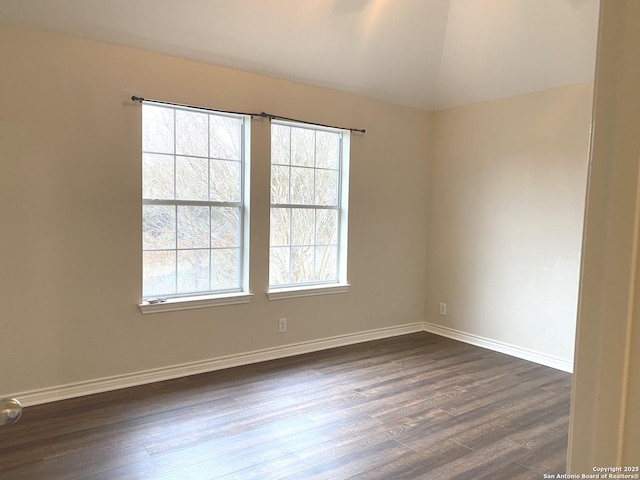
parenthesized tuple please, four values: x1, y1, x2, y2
(142, 103, 246, 299)
(143, 203, 243, 297)
(270, 206, 340, 286)
(269, 120, 345, 288)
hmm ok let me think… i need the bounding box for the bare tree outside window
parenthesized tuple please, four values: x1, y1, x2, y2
(269, 122, 348, 288)
(142, 104, 247, 299)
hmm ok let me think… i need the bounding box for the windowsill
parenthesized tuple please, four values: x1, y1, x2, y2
(266, 283, 350, 301)
(138, 292, 253, 314)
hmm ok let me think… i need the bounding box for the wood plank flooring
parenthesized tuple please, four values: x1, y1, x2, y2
(0, 333, 572, 479)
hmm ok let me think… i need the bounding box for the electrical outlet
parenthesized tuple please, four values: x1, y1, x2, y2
(278, 318, 287, 333)
(439, 303, 447, 316)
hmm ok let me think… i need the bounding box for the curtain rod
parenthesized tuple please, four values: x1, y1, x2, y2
(131, 96, 260, 118)
(131, 96, 365, 134)
(260, 112, 365, 134)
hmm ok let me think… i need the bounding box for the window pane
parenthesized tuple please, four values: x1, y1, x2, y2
(211, 207, 240, 248)
(269, 123, 348, 289)
(315, 246, 337, 281)
(271, 124, 291, 165)
(210, 159, 240, 202)
(143, 105, 174, 154)
(290, 167, 314, 204)
(316, 209, 338, 245)
(177, 249, 210, 293)
(210, 115, 241, 160)
(176, 156, 208, 201)
(175, 109, 208, 157)
(315, 131, 340, 169)
(291, 208, 314, 246)
(142, 104, 247, 300)
(315, 169, 338, 206)
(211, 248, 239, 289)
(177, 206, 210, 249)
(270, 208, 290, 246)
(291, 127, 314, 167)
(143, 250, 176, 297)
(269, 247, 290, 286)
(271, 165, 290, 204)
(143, 205, 176, 250)
(143, 153, 174, 200)
(291, 246, 314, 283)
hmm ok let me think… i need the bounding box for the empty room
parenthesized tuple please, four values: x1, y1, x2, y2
(1, 0, 638, 478)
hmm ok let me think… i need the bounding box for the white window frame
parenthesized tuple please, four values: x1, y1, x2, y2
(267, 120, 351, 300)
(138, 102, 253, 314)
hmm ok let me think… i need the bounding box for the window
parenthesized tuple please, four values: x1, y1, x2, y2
(269, 121, 350, 297)
(140, 102, 251, 311)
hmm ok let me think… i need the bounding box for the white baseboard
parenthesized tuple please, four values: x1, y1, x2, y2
(12, 322, 425, 407)
(423, 322, 573, 373)
(9, 321, 572, 407)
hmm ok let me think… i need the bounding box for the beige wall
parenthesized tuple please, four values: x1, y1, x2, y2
(0, 26, 431, 396)
(426, 83, 593, 365)
(6, 10, 638, 469)
(1, 23, 599, 426)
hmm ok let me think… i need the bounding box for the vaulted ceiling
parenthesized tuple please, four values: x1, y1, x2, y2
(0, 0, 600, 110)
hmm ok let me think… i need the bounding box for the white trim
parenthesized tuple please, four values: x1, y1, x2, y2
(7, 321, 573, 407)
(423, 322, 573, 373)
(267, 283, 350, 300)
(138, 292, 253, 314)
(141, 104, 251, 307)
(338, 132, 350, 284)
(9, 322, 424, 407)
(268, 122, 350, 291)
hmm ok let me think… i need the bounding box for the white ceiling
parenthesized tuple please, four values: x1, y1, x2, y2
(0, 0, 600, 110)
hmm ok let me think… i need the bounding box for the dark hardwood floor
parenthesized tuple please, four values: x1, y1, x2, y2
(0, 333, 571, 479)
